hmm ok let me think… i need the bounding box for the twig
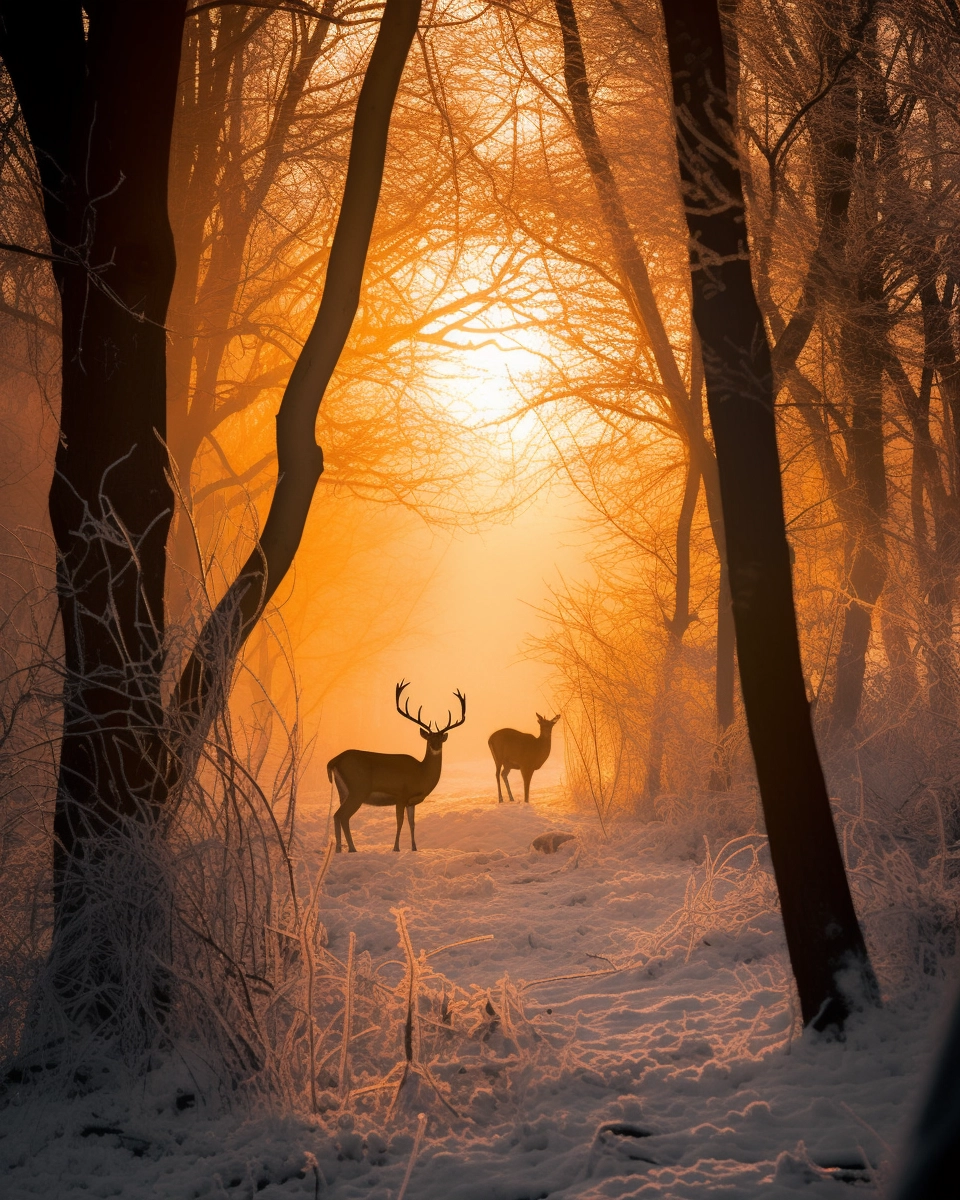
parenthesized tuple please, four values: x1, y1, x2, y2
(338, 931, 356, 1103)
(396, 1112, 427, 1200)
(520, 966, 619, 990)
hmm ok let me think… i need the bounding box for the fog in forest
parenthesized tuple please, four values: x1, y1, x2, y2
(302, 492, 591, 776)
(2, 1, 959, 1197)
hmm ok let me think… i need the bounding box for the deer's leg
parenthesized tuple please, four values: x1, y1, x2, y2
(494, 759, 505, 803)
(332, 772, 348, 852)
(339, 798, 361, 852)
(393, 802, 405, 852)
(521, 768, 533, 804)
(501, 766, 517, 803)
(407, 803, 418, 851)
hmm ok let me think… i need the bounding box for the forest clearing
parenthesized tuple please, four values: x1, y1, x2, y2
(3, 772, 949, 1197)
(2, 0, 959, 1195)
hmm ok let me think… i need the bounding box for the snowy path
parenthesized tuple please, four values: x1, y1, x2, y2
(2, 781, 949, 1198)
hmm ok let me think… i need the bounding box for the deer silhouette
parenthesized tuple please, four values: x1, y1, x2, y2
(326, 681, 466, 852)
(488, 712, 560, 803)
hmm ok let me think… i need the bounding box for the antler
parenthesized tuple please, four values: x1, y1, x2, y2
(395, 681, 466, 734)
(396, 679, 433, 731)
(435, 687, 467, 734)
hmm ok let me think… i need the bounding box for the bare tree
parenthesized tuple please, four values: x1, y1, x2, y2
(554, 0, 735, 759)
(0, 0, 423, 1041)
(658, 0, 877, 1028)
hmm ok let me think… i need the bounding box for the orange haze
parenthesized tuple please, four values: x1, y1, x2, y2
(300, 484, 592, 806)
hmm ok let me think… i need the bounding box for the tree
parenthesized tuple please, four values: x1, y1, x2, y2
(657, 0, 878, 1028)
(0, 0, 423, 1039)
(0, 0, 187, 1026)
(553, 0, 735, 764)
(166, 3, 509, 596)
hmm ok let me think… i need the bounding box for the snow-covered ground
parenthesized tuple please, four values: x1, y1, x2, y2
(2, 769, 953, 1198)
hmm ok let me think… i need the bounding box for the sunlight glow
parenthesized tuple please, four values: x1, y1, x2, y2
(432, 336, 541, 422)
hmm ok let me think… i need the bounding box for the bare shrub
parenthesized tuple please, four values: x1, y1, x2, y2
(0, 531, 59, 1064)
(0, 553, 546, 1122)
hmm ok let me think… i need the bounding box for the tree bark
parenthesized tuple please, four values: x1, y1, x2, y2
(174, 0, 424, 747)
(891, 983, 960, 1199)
(554, 0, 735, 741)
(167, 4, 336, 523)
(0, 0, 186, 1025)
(658, 0, 878, 1029)
(828, 314, 888, 732)
(643, 455, 700, 805)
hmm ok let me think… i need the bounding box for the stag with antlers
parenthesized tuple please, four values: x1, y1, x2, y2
(326, 681, 466, 852)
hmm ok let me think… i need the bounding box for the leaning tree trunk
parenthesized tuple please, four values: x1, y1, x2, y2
(0, 0, 185, 1030)
(166, 4, 336, 607)
(174, 0, 424, 755)
(658, 0, 878, 1029)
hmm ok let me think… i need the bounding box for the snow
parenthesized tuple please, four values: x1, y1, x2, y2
(1, 767, 952, 1198)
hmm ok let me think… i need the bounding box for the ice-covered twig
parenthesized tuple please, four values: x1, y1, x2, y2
(396, 1112, 427, 1200)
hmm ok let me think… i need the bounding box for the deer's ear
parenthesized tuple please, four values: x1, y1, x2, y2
(420, 728, 429, 739)
(441, 732, 449, 742)
(536, 712, 543, 721)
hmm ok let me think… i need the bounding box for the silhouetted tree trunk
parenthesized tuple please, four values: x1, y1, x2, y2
(0, 0, 423, 1037)
(643, 455, 700, 804)
(174, 0, 424, 750)
(892, 983, 960, 1199)
(555, 0, 735, 759)
(658, 0, 878, 1029)
(0, 0, 185, 1025)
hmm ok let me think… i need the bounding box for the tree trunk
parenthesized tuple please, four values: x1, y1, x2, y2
(658, 0, 878, 1029)
(166, 6, 336, 606)
(0, 0, 186, 1028)
(643, 456, 700, 805)
(828, 315, 888, 732)
(174, 0, 424, 749)
(554, 0, 734, 738)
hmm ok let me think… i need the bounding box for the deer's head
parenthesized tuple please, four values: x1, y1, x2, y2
(537, 712, 561, 735)
(396, 680, 467, 753)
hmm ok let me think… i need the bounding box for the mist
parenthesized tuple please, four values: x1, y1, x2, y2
(1, 1, 958, 1197)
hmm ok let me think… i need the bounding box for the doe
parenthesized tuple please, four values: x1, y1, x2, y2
(488, 712, 560, 804)
(326, 680, 466, 852)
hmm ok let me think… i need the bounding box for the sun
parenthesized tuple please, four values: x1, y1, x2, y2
(434, 338, 541, 420)
(414, 263, 553, 446)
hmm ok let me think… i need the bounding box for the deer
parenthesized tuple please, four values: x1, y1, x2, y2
(488, 712, 560, 804)
(326, 680, 466, 853)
